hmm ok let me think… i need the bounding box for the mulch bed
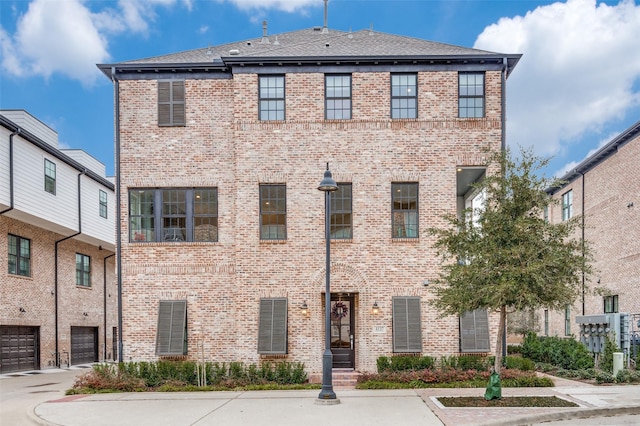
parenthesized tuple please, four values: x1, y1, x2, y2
(437, 396, 579, 408)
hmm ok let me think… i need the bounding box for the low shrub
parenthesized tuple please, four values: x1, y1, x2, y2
(441, 355, 489, 371)
(507, 345, 522, 355)
(521, 332, 594, 370)
(377, 355, 435, 372)
(70, 360, 308, 393)
(357, 367, 552, 389)
(504, 356, 535, 371)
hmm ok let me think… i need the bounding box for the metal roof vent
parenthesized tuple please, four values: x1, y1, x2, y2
(273, 36, 280, 45)
(261, 20, 270, 44)
(229, 49, 240, 55)
(322, 0, 329, 33)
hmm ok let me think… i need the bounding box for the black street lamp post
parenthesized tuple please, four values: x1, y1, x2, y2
(317, 163, 339, 402)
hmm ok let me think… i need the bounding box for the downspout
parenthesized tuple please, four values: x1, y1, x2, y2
(501, 57, 508, 361)
(112, 66, 124, 362)
(54, 169, 85, 367)
(581, 171, 585, 315)
(0, 129, 20, 215)
(500, 57, 507, 152)
(103, 253, 115, 361)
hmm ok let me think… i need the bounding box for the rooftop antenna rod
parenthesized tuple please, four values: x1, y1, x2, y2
(323, 0, 328, 33)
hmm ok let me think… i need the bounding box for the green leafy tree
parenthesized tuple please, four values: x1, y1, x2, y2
(429, 147, 591, 374)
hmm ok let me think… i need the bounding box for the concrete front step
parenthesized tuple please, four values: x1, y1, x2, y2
(308, 369, 361, 389)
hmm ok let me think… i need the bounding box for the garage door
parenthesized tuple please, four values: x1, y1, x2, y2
(0, 326, 39, 374)
(70, 327, 98, 365)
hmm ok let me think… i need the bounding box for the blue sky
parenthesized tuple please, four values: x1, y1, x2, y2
(1, 0, 639, 178)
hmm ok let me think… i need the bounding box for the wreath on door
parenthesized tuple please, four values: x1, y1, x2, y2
(331, 301, 349, 320)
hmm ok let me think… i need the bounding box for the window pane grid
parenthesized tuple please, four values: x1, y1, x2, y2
(194, 189, 218, 242)
(76, 253, 91, 287)
(392, 183, 419, 238)
(129, 188, 218, 243)
(260, 185, 286, 240)
(562, 190, 573, 221)
(44, 159, 56, 194)
(130, 190, 155, 241)
(325, 75, 352, 120)
(162, 190, 186, 241)
(8, 234, 31, 276)
(330, 184, 352, 239)
(259, 76, 285, 121)
(458, 72, 485, 118)
(99, 190, 108, 218)
(391, 74, 417, 119)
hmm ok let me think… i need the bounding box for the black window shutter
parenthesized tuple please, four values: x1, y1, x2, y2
(392, 296, 422, 353)
(156, 300, 187, 355)
(158, 81, 185, 126)
(460, 309, 490, 353)
(258, 298, 288, 354)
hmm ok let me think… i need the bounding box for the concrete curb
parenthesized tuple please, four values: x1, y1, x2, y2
(476, 405, 640, 426)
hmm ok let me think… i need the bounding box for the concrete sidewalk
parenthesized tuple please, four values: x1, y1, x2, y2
(30, 383, 640, 426)
(4, 368, 640, 426)
(33, 389, 442, 426)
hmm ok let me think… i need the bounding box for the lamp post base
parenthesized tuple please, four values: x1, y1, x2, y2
(317, 349, 338, 403)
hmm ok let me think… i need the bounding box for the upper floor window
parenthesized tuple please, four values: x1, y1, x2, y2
(562, 190, 573, 221)
(158, 80, 185, 126)
(604, 295, 619, 313)
(259, 75, 285, 120)
(325, 75, 351, 120)
(392, 183, 418, 238)
(391, 74, 417, 119)
(458, 72, 485, 118)
(260, 184, 286, 240)
(76, 253, 91, 287)
(129, 188, 218, 242)
(99, 190, 108, 219)
(44, 159, 56, 195)
(330, 183, 352, 239)
(8, 234, 31, 277)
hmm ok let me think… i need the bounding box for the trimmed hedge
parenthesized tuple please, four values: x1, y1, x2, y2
(520, 332, 594, 370)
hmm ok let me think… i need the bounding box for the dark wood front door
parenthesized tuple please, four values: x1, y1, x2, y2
(330, 294, 355, 368)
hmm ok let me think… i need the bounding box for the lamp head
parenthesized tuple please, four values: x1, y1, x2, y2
(318, 163, 338, 192)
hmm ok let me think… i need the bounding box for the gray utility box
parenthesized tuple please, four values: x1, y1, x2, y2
(576, 313, 629, 355)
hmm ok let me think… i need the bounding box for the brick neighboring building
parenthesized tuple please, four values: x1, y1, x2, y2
(99, 25, 520, 373)
(1, 110, 117, 373)
(542, 120, 640, 340)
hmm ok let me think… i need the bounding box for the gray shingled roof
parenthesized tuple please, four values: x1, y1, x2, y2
(121, 27, 510, 64)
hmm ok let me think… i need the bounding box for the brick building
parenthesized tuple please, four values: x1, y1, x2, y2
(542, 120, 640, 340)
(0, 110, 117, 373)
(99, 25, 521, 374)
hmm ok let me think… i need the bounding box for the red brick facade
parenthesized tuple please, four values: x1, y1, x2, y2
(543, 124, 640, 339)
(1, 217, 117, 370)
(115, 72, 507, 373)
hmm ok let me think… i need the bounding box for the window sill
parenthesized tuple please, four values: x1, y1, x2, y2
(260, 239, 287, 244)
(259, 353, 288, 359)
(76, 285, 92, 290)
(391, 238, 420, 243)
(330, 239, 353, 244)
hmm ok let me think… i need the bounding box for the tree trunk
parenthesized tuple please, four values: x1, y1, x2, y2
(494, 305, 507, 374)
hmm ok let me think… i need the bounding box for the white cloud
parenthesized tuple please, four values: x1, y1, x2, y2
(0, 0, 189, 86)
(224, 0, 318, 13)
(553, 131, 618, 177)
(475, 0, 640, 159)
